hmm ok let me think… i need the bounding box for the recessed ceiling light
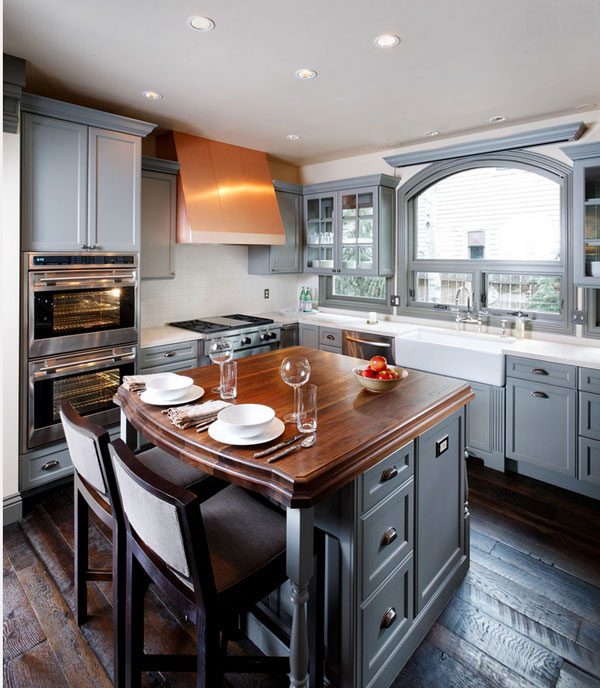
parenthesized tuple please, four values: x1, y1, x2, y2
(424, 130, 439, 137)
(575, 102, 596, 111)
(187, 16, 215, 31)
(286, 134, 302, 141)
(374, 34, 400, 49)
(489, 115, 507, 124)
(143, 90, 163, 100)
(295, 68, 317, 80)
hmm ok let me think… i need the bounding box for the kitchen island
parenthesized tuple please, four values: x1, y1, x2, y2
(116, 347, 474, 687)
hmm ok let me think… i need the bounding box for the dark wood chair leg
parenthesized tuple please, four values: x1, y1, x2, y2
(125, 548, 145, 688)
(112, 518, 127, 688)
(74, 483, 89, 626)
(196, 615, 222, 688)
(309, 531, 326, 688)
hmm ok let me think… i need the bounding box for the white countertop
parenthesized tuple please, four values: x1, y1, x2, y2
(141, 310, 600, 370)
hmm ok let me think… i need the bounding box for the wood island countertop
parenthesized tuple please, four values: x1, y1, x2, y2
(115, 347, 474, 508)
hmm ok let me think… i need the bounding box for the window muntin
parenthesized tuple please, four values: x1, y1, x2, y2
(415, 167, 561, 262)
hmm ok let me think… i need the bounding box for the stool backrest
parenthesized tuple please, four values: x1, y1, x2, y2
(108, 439, 212, 595)
(59, 401, 110, 496)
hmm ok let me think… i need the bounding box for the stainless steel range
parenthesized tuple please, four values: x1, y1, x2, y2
(169, 314, 282, 364)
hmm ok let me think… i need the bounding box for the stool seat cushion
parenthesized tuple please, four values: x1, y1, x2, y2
(201, 486, 286, 594)
(137, 447, 206, 487)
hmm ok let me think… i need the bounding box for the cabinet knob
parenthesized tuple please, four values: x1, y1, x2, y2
(531, 391, 549, 398)
(380, 466, 398, 482)
(80, 244, 89, 250)
(380, 527, 398, 547)
(326, 334, 335, 340)
(41, 460, 60, 471)
(380, 607, 397, 630)
(532, 368, 548, 375)
(163, 351, 176, 358)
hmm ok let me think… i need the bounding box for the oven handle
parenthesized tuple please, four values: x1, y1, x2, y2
(344, 335, 391, 348)
(34, 352, 135, 376)
(35, 273, 136, 286)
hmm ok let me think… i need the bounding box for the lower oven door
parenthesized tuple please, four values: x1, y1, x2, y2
(27, 345, 136, 449)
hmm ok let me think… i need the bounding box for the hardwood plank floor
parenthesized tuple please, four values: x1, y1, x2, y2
(3, 459, 600, 687)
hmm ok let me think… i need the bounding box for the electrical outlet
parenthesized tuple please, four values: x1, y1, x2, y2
(264, 289, 270, 299)
(571, 310, 587, 324)
(390, 294, 400, 307)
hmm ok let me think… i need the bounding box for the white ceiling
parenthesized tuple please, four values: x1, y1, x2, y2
(4, 0, 600, 165)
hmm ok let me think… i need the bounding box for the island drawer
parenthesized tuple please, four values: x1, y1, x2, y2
(579, 437, 600, 486)
(360, 442, 414, 514)
(580, 392, 600, 441)
(319, 327, 342, 350)
(361, 554, 413, 688)
(361, 479, 413, 600)
(579, 368, 600, 394)
(506, 356, 577, 389)
(140, 341, 198, 369)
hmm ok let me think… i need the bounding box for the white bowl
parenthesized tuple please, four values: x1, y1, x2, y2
(145, 373, 194, 401)
(217, 404, 276, 438)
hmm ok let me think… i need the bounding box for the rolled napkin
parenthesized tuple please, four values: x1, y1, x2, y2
(122, 373, 164, 393)
(163, 399, 232, 429)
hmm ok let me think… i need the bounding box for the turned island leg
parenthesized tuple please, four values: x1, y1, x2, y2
(286, 506, 314, 688)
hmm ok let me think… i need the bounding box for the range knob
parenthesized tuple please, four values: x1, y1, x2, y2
(241, 336, 252, 345)
(268, 331, 278, 340)
(259, 332, 269, 342)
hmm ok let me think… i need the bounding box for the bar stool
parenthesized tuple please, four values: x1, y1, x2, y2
(59, 401, 221, 688)
(109, 437, 320, 687)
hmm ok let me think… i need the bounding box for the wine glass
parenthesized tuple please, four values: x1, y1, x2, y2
(280, 356, 311, 423)
(208, 337, 233, 394)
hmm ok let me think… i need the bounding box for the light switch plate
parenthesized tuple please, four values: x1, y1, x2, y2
(572, 310, 587, 324)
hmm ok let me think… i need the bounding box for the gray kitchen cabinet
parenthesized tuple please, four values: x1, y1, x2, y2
(579, 437, 600, 486)
(21, 114, 88, 251)
(465, 382, 505, 472)
(319, 326, 343, 352)
(578, 367, 600, 487)
(141, 157, 180, 279)
(505, 376, 577, 476)
(415, 411, 465, 613)
(562, 141, 600, 286)
(20, 95, 154, 252)
(88, 127, 141, 251)
(303, 174, 398, 276)
(299, 323, 319, 349)
(248, 182, 303, 274)
(140, 340, 198, 372)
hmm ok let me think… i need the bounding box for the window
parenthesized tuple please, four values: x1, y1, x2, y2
(399, 151, 573, 332)
(319, 275, 391, 311)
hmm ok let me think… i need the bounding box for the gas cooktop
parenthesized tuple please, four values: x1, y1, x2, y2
(169, 314, 275, 334)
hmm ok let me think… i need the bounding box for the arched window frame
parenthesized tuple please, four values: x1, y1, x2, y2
(397, 150, 574, 334)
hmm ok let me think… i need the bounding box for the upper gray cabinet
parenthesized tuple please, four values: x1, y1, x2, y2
(21, 94, 155, 252)
(303, 174, 398, 276)
(248, 182, 303, 274)
(562, 141, 600, 286)
(141, 157, 180, 279)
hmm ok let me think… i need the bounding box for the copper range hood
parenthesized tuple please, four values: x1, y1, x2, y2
(157, 132, 285, 245)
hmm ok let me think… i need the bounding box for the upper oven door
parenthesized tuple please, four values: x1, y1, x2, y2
(28, 268, 138, 357)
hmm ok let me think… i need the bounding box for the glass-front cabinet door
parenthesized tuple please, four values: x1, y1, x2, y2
(562, 142, 600, 286)
(339, 188, 377, 275)
(304, 194, 337, 273)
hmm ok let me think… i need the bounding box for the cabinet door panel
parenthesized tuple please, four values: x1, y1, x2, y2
(415, 412, 464, 614)
(88, 128, 140, 251)
(579, 437, 600, 486)
(506, 379, 576, 476)
(579, 392, 600, 441)
(22, 114, 88, 250)
(141, 170, 176, 279)
(270, 191, 302, 273)
(298, 324, 319, 349)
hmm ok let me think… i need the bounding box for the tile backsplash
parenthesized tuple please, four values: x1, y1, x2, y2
(140, 244, 317, 328)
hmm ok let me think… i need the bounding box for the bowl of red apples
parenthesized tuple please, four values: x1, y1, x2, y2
(352, 356, 408, 393)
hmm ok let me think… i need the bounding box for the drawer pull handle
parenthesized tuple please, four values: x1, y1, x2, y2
(380, 607, 397, 630)
(532, 368, 548, 375)
(41, 460, 60, 471)
(163, 351, 176, 358)
(381, 466, 398, 482)
(380, 527, 398, 547)
(531, 391, 549, 399)
(326, 334, 335, 340)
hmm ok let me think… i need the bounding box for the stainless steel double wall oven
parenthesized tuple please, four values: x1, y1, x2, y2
(23, 253, 139, 450)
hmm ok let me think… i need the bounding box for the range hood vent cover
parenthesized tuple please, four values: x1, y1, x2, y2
(166, 131, 285, 245)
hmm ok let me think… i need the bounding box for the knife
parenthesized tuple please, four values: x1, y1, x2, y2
(254, 433, 304, 459)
